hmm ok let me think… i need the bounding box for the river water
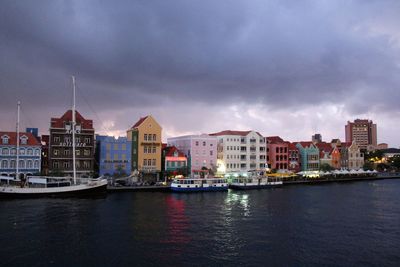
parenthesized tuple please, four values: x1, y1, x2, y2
(1, 179, 400, 266)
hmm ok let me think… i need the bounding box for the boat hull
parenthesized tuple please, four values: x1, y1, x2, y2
(0, 182, 108, 199)
(170, 185, 228, 192)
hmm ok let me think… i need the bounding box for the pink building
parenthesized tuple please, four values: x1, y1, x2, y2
(266, 136, 289, 170)
(167, 134, 217, 177)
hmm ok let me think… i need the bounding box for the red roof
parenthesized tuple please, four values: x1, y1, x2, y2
(50, 110, 93, 129)
(297, 141, 314, 148)
(163, 146, 186, 158)
(131, 116, 149, 129)
(316, 142, 333, 157)
(287, 142, 298, 150)
(0, 132, 41, 146)
(267, 136, 285, 144)
(210, 130, 262, 137)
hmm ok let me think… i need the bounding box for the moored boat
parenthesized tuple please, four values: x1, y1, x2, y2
(0, 176, 107, 198)
(0, 76, 108, 198)
(229, 170, 283, 190)
(170, 178, 228, 192)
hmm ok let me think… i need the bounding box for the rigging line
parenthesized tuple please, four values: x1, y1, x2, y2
(75, 83, 113, 135)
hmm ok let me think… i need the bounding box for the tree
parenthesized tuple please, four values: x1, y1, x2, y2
(320, 163, 333, 172)
(390, 156, 400, 170)
(363, 161, 374, 171)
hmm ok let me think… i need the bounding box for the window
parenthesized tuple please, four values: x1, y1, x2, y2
(143, 159, 147, 166)
(63, 162, 70, 169)
(2, 136, 9, 144)
(19, 160, 25, 168)
(133, 136, 137, 142)
(35, 149, 40, 156)
(54, 136, 60, 143)
(53, 161, 59, 169)
(27, 160, 33, 169)
(76, 150, 81, 156)
(27, 148, 33, 155)
(210, 151, 213, 156)
(1, 160, 8, 168)
(114, 144, 119, 150)
(1, 148, 8, 155)
(114, 154, 118, 160)
(152, 146, 156, 153)
(34, 160, 39, 169)
(153, 134, 156, 141)
(133, 148, 137, 154)
(106, 144, 111, 151)
(203, 141, 206, 146)
(63, 150, 70, 156)
(144, 134, 148, 141)
(10, 148, 16, 155)
(144, 146, 148, 154)
(84, 137, 91, 144)
(19, 148, 25, 155)
(84, 149, 90, 156)
(53, 149, 59, 156)
(152, 159, 156, 166)
(195, 141, 199, 146)
(64, 136, 71, 143)
(83, 161, 90, 168)
(122, 144, 126, 150)
(10, 160, 16, 168)
(20, 137, 27, 145)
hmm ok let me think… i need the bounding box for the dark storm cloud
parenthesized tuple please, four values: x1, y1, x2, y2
(1, 0, 400, 135)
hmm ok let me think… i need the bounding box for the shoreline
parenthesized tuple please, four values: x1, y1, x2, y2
(107, 173, 400, 192)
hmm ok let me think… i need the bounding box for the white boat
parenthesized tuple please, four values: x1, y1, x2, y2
(229, 170, 283, 190)
(0, 76, 108, 198)
(170, 178, 228, 192)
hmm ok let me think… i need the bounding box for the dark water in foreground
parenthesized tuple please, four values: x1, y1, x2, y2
(1, 180, 400, 267)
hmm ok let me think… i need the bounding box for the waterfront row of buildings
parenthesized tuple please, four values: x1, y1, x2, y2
(0, 109, 396, 180)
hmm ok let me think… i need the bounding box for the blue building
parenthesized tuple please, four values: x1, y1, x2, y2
(96, 135, 131, 176)
(296, 142, 320, 171)
(0, 131, 41, 176)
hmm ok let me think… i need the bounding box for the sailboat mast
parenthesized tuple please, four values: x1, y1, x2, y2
(16, 101, 20, 179)
(72, 76, 77, 185)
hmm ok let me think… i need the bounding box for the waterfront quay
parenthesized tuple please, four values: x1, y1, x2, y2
(107, 172, 400, 192)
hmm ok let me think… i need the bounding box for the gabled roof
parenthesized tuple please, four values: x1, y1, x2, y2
(297, 141, 314, 148)
(131, 116, 149, 129)
(163, 146, 186, 158)
(210, 130, 262, 137)
(0, 132, 41, 146)
(50, 110, 93, 129)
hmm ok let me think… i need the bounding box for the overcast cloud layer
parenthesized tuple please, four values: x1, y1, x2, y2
(1, 0, 400, 146)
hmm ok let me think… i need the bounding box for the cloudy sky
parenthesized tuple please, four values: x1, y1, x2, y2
(1, 0, 399, 146)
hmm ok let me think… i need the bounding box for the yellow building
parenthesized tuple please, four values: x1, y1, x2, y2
(127, 115, 162, 180)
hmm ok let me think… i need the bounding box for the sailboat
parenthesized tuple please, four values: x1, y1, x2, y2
(0, 76, 108, 198)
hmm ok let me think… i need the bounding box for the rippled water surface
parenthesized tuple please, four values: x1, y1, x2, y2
(1, 180, 400, 266)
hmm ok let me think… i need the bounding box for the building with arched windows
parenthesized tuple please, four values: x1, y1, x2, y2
(0, 131, 41, 176)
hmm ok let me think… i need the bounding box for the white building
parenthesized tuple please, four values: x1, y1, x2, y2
(209, 130, 267, 174)
(167, 134, 217, 177)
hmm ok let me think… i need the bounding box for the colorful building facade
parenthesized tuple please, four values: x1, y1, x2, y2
(96, 135, 131, 176)
(49, 110, 95, 177)
(288, 142, 301, 172)
(296, 142, 320, 171)
(266, 136, 288, 170)
(0, 132, 41, 176)
(162, 146, 188, 178)
(167, 134, 217, 177)
(127, 115, 162, 180)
